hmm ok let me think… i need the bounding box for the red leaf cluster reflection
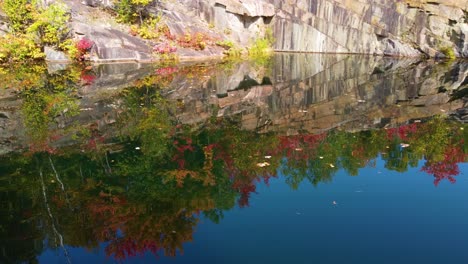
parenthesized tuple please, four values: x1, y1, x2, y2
(422, 144, 466, 186)
(105, 237, 159, 261)
(386, 123, 418, 140)
(172, 137, 194, 169)
(274, 134, 326, 160)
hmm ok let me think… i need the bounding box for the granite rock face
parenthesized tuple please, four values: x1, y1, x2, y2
(2, 0, 467, 62)
(269, 0, 468, 57)
(69, 0, 226, 62)
(177, 0, 276, 47)
(44, 46, 70, 62)
(188, 0, 468, 58)
(81, 0, 115, 8)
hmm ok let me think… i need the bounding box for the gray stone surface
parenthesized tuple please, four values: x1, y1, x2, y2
(267, 0, 468, 57)
(28, 0, 468, 61)
(0, 9, 8, 37)
(81, 0, 115, 8)
(72, 22, 154, 62)
(181, 0, 468, 58)
(44, 46, 70, 62)
(215, 0, 275, 17)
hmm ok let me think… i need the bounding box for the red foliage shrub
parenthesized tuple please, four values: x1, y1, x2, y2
(153, 43, 177, 54)
(77, 38, 94, 52)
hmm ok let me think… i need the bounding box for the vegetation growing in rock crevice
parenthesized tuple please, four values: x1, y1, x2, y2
(217, 27, 275, 61)
(216, 40, 242, 58)
(439, 46, 456, 60)
(248, 28, 274, 59)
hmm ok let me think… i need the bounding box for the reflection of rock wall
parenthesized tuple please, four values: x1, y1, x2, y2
(0, 89, 24, 155)
(170, 54, 466, 133)
(79, 63, 154, 96)
(0, 63, 154, 154)
(0, 56, 465, 155)
(261, 56, 466, 133)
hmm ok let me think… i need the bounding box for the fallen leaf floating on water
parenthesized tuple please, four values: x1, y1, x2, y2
(400, 143, 410, 148)
(257, 162, 270, 168)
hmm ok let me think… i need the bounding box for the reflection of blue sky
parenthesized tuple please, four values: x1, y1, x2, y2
(39, 159, 468, 264)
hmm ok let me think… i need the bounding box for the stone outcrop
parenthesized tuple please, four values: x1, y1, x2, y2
(68, 0, 226, 62)
(4, 0, 465, 61)
(178, 0, 275, 47)
(73, 22, 154, 62)
(0, 8, 8, 37)
(185, 0, 468, 58)
(44, 46, 70, 62)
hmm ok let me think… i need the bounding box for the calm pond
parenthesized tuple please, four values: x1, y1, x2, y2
(0, 54, 467, 264)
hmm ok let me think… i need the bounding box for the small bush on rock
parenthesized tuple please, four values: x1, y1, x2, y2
(0, 1, 71, 62)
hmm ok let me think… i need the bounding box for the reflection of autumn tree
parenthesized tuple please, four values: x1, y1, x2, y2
(0, 64, 47, 90)
(383, 145, 419, 172)
(115, 84, 173, 160)
(195, 125, 280, 207)
(278, 130, 385, 189)
(383, 118, 467, 184)
(422, 145, 465, 186)
(409, 120, 448, 162)
(0, 155, 43, 264)
(277, 133, 331, 189)
(0, 148, 234, 261)
(87, 192, 198, 259)
(17, 64, 84, 153)
(274, 118, 466, 188)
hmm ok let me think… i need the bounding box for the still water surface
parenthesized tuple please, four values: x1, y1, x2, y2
(0, 54, 467, 263)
